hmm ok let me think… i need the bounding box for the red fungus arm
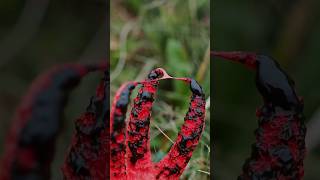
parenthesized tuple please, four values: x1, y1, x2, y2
(110, 82, 137, 178)
(211, 51, 257, 70)
(62, 69, 109, 180)
(155, 79, 206, 179)
(109, 68, 206, 180)
(125, 69, 162, 179)
(239, 105, 305, 180)
(213, 51, 306, 180)
(0, 63, 104, 180)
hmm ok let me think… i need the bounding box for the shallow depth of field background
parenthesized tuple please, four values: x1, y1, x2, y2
(111, 0, 210, 179)
(213, 0, 320, 179)
(0, 0, 106, 179)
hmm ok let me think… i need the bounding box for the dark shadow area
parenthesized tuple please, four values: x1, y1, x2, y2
(0, 0, 107, 179)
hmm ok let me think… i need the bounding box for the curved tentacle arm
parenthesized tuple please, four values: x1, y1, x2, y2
(212, 51, 300, 110)
(61, 68, 109, 179)
(108, 68, 206, 180)
(155, 79, 206, 179)
(126, 69, 162, 179)
(212, 51, 306, 180)
(110, 82, 137, 178)
(211, 51, 257, 69)
(0, 63, 105, 180)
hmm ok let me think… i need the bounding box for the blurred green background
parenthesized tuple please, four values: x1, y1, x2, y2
(0, 0, 106, 179)
(111, 0, 210, 179)
(213, 0, 320, 179)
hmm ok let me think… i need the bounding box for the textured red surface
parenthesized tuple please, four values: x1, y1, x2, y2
(154, 80, 205, 179)
(239, 107, 306, 179)
(126, 77, 159, 180)
(110, 82, 137, 178)
(62, 70, 109, 179)
(212, 51, 306, 180)
(110, 69, 206, 180)
(0, 63, 105, 180)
